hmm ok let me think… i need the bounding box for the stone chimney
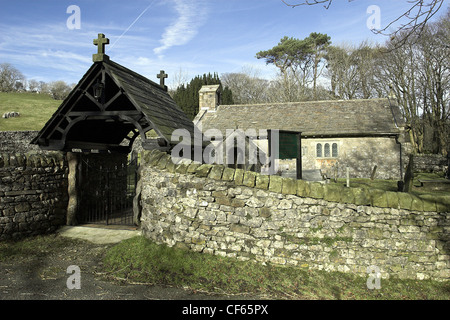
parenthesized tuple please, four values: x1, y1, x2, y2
(199, 85, 220, 113)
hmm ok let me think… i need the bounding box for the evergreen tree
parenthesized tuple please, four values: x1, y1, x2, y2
(172, 72, 234, 120)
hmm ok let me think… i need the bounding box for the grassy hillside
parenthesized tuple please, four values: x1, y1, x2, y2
(0, 92, 61, 131)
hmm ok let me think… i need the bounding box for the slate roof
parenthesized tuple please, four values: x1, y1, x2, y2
(105, 60, 195, 141)
(32, 59, 194, 152)
(197, 98, 405, 138)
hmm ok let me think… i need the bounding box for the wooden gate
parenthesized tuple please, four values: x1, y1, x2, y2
(77, 154, 137, 226)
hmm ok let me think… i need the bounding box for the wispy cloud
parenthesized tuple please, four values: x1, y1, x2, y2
(153, 0, 209, 57)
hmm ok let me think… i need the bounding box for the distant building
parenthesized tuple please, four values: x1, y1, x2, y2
(194, 85, 410, 180)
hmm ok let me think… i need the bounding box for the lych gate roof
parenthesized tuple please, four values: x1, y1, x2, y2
(106, 60, 195, 141)
(198, 98, 405, 138)
(32, 52, 194, 153)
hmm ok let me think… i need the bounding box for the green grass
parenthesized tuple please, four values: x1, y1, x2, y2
(103, 236, 450, 300)
(1, 234, 448, 300)
(0, 92, 61, 131)
(336, 172, 450, 197)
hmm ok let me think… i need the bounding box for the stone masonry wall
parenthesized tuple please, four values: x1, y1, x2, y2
(139, 149, 449, 281)
(0, 131, 41, 153)
(412, 154, 448, 174)
(301, 137, 403, 180)
(0, 152, 68, 240)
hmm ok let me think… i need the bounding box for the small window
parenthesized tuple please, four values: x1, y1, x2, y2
(316, 144, 322, 157)
(324, 143, 331, 157)
(332, 143, 338, 157)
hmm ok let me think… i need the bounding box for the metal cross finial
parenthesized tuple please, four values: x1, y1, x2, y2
(157, 70, 168, 87)
(93, 33, 110, 62)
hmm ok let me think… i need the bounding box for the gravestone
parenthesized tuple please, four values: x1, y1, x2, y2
(402, 154, 414, 192)
(302, 169, 325, 182)
(370, 165, 377, 180)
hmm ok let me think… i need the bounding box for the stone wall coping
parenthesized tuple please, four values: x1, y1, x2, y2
(142, 149, 450, 213)
(0, 151, 66, 168)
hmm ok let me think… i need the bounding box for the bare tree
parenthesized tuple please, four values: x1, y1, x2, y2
(416, 14, 450, 155)
(325, 41, 382, 100)
(374, 9, 449, 155)
(282, 0, 445, 46)
(0, 63, 25, 92)
(168, 68, 189, 93)
(49, 80, 72, 100)
(325, 44, 359, 99)
(38, 81, 50, 95)
(221, 66, 270, 104)
(267, 69, 308, 103)
(28, 79, 39, 93)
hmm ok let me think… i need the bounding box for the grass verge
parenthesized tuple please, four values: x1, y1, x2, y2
(103, 236, 450, 300)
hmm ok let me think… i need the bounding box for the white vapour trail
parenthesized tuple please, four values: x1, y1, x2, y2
(109, 0, 156, 51)
(154, 0, 209, 57)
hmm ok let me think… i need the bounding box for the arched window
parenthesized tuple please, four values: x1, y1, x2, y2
(316, 143, 322, 157)
(332, 143, 338, 157)
(316, 142, 339, 158)
(324, 143, 331, 157)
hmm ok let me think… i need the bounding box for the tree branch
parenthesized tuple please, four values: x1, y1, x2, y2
(282, 0, 445, 48)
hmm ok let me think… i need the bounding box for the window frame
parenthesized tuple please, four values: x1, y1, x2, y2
(316, 143, 323, 158)
(316, 142, 339, 159)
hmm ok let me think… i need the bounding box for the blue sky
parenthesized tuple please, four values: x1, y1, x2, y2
(0, 0, 448, 88)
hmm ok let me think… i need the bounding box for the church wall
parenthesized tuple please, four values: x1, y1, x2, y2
(301, 137, 403, 180)
(220, 135, 405, 180)
(139, 149, 449, 281)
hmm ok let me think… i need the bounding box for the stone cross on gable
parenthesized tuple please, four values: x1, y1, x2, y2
(93, 33, 110, 62)
(157, 70, 168, 91)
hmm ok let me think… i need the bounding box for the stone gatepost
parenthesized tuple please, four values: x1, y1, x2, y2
(66, 152, 78, 225)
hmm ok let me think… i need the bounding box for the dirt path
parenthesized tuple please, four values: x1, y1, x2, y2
(0, 233, 260, 300)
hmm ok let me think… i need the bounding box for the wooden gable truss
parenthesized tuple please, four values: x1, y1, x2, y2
(32, 60, 195, 154)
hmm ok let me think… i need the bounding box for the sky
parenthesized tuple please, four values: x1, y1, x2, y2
(0, 0, 448, 89)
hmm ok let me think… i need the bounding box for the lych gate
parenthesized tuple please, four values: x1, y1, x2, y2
(32, 34, 195, 226)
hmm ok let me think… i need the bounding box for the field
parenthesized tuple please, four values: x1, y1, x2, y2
(0, 92, 61, 131)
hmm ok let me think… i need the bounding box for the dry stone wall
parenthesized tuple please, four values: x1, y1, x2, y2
(412, 154, 448, 174)
(0, 131, 41, 153)
(0, 152, 68, 239)
(139, 149, 449, 281)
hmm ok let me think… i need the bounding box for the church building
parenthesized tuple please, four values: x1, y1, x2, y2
(194, 85, 409, 180)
